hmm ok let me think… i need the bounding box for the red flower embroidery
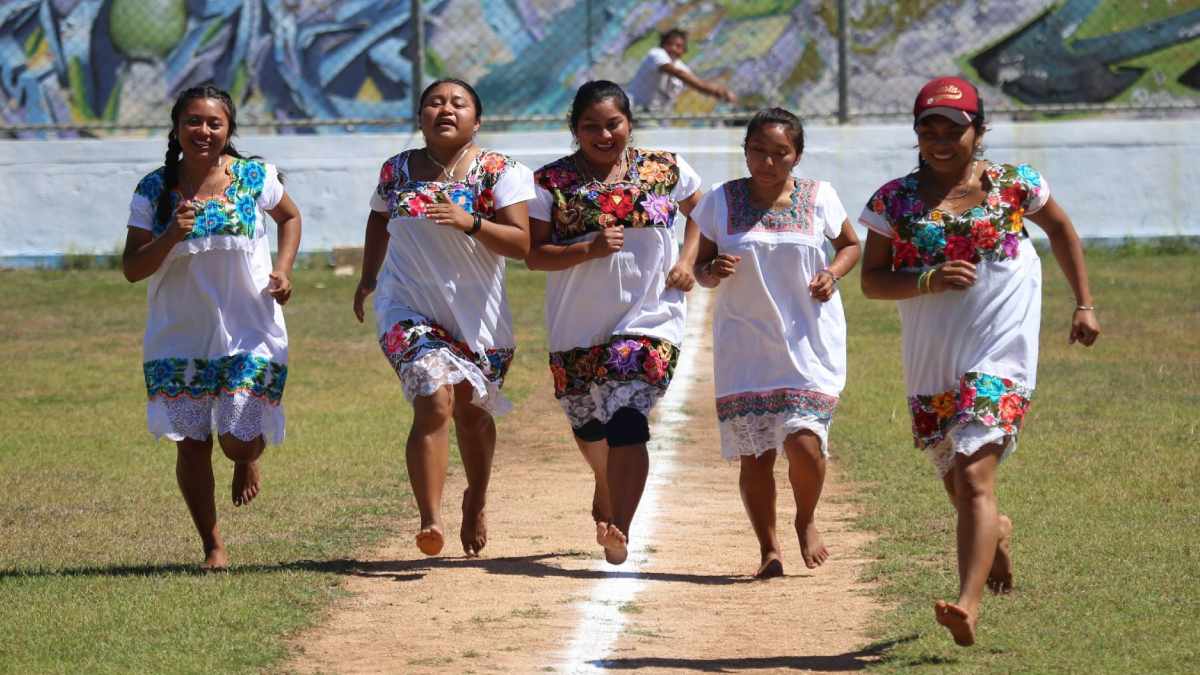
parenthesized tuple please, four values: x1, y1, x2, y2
(972, 219, 998, 250)
(999, 185, 1025, 209)
(944, 235, 976, 262)
(379, 161, 396, 185)
(998, 392, 1026, 423)
(598, 189, 636, 219)
(893, 238, 920, 269)
(913, 409, 941, 438)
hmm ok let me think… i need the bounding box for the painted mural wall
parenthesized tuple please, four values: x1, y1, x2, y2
(1, 0, 1198, 133)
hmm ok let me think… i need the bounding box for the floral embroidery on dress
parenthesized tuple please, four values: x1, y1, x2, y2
(380, 319, 514, 388)
(549, 335, 679, 399)
(724, 178, 820, 236)
(865, 162, 1046, 271)
(716, 388, 838, 422)
(134, 158, 268, 239)
(143, 352, 287, 404)
(375, 150, 511, 222)
(534, 149, 683, 242)
(908, 371, 1032, 449)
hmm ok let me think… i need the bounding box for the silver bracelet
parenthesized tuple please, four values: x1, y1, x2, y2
(821, 268, 839, 284)
(1074, 305, 1095, 311)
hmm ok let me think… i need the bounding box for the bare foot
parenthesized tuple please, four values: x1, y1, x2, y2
(796, 516, 830, 568)
(231, 461, 261, 507)
(595, 521, 609, 546)
(934, 600, 976, 646)
(200, 546, 229, 572)
(598, 524, 628, 565)
(415, 525, 445, 556)
(460, 489, 487, 557)
(988, 515, 1014, 594)
(754, 554, 784, 579)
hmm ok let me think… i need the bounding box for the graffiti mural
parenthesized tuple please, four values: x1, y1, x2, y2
(0, 0, 1197, 135)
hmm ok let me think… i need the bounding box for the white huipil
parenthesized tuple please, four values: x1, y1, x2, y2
(858, 162, 1049, 476)
(129, 159, 289, 445)
(530, 149, 702, 429)
(369, 149, 535, 415)
(692, 177, 848, 459)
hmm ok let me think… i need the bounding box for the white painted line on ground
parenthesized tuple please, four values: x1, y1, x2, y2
(560, 287, 711, 673)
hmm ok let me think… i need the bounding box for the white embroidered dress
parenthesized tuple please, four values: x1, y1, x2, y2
(370, 149, 534, 415)
(693, 178, 848, 459)
(858, 162, 1049, 476)
(129, 159, 289, 445)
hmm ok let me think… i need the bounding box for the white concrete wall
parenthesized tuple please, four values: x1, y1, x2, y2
(1, 119, 1196, 257)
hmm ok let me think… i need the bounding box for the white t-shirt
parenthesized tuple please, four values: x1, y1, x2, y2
(627, 46, 690, 109)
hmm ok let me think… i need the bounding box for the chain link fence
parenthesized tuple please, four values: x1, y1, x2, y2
(1, 0, 1198, 137)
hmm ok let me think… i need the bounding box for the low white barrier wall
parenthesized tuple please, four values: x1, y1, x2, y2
(1, 119, 1196, 258)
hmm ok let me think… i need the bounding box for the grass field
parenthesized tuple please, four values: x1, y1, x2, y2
(0, 245, 1197, 673)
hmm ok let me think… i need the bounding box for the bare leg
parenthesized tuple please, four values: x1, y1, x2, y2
(935, 443, 1005, 647)
(602, 442, 649, 565)
(408, 386, 454, 556)
(218, 433, 265, 507)
(452, 381, 495, 557)
(784, 431, 829, 568)
(739, 450, 783, 578)
(176, 437, 226, 569)
(941, 465, 1014, 596)
(574, 436, 612, 524)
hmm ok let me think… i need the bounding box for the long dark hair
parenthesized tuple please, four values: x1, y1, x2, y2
(568, 80, 635, 132)
(156, 85, 252, 226)
(744, 107, 805, 156)
(418, 78, 484, 119)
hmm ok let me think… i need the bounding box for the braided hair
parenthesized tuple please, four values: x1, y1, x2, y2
(155, 85, 253, 226)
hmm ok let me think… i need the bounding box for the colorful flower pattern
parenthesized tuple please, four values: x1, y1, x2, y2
(724, 178, 820, 236)
(143, 353, 287, 404)
(534, 149, 684, 243)
(864, 162, 1046, 271)
(908, 371, 1032, 449)
(375, 150, 511, 222)
(716, 388, 838, 422)
(134, 158, 268, 239)
(549, 335, 679, 399)
(380, 319, 514, 388)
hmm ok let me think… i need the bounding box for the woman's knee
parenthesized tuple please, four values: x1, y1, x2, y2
(412, 387, 455, 431)
(218, 434, 264, 463)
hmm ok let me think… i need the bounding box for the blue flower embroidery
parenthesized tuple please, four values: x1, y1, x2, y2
(236, 195, 257, 229)
(973, 374, 1006, 402)
(446, 185, 475, 212)
(1017, 164, 1041, 187)
(237, 160, 266, 193)
(913, 223, 946, 252)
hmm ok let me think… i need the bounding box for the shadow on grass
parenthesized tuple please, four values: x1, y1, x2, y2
(0, 552, 753, 585)
(590, 635, 921, 671)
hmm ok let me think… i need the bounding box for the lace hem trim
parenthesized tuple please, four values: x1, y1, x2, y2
(147, 393, 285, 445)
(923, 422, 1018, 477)
(557, 379, 663, 429)
(718, 412, 831, 460)
(397, 349, 512, 416)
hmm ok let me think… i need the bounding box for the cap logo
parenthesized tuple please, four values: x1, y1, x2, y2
(926, 85, 964, 105)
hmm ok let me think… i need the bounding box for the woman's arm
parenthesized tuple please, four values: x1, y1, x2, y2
(353, 210, 391, 323)
(423, 196, 531, 259)
(121, 201, 194, 282)
(809, 219, 862, 301)
(666, 190, 703, 291)
(265, 193, 302, 304)
(1026, 196, 1100, 345)
(692, 234, 741, 289)
(860, 229, 977, 300)
(524, 216, 622, 271)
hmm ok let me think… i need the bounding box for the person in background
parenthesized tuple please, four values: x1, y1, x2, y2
(627, 28, 738, 112)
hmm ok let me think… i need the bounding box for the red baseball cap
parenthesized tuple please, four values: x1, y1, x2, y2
(913, 76, 980, 125)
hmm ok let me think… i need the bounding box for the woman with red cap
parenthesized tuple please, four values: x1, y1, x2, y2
(858, 76, 1100, 646)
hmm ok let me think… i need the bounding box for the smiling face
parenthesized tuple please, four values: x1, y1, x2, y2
(916, 114, 980, 173)
(175, 97, 231, 162)
(573, 97, 631, 166)
(744, 122, 800, 186)
(419, 82, 480, 147)
(662, 34, 687, 60)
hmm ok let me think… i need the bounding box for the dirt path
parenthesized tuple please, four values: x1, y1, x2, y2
(288, 289, 884, 673)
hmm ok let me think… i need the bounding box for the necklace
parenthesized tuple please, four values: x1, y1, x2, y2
(425, 144, 472, 181)
(182, 157, 226, 201)
(574, 148, 629, 185)
(928, 160, 978, 201)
